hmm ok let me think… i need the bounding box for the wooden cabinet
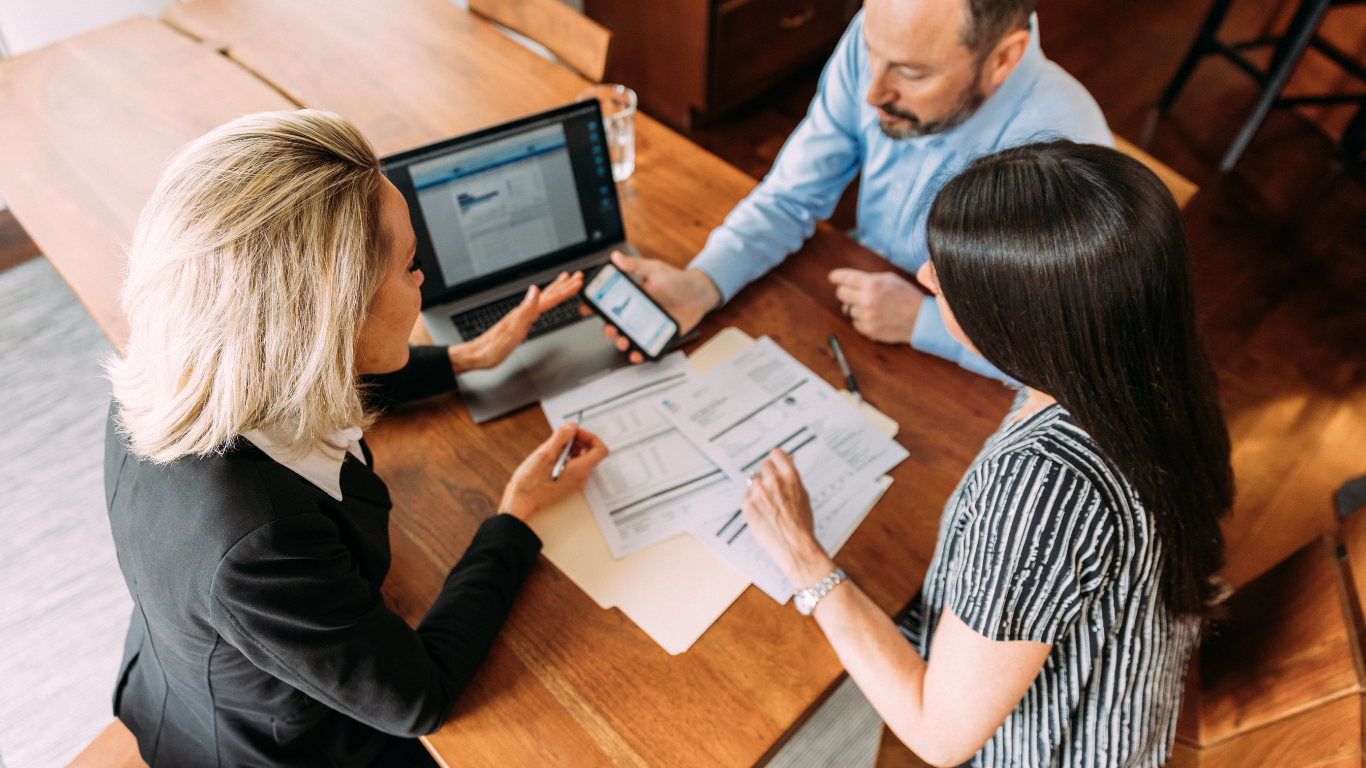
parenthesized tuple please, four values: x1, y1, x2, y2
(585, 0, 861, 130)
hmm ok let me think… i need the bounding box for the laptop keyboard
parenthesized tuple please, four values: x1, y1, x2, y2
(451, 292, 585, 342)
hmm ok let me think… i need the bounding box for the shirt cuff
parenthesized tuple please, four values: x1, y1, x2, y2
(406, 345, 458, 390)
(475, 513, 543, 553)
(359, 345, 457, 410)
(462, 514, 543, 580)
(911, 298, 1012, 382)
(688, 237, 756, 305)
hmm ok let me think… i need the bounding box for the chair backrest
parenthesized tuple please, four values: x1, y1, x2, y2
(1113, 134, 1199, 209)
(468, 0, 612, 83)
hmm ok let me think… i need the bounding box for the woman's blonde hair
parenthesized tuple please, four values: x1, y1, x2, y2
(108, 110, 392, 463)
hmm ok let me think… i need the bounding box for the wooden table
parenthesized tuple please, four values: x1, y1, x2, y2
(0, 3, 1013, 765)
(0, 16, 295, 347)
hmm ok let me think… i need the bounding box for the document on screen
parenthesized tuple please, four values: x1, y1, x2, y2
(540, 353, 744, 558)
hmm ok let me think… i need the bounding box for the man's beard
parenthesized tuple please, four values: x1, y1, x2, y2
(876, 81, 987, 140)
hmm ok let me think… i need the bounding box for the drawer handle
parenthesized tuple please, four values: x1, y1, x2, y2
(778, 7, 816, 29)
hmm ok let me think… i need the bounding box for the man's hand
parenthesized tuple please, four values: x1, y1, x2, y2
(449, 271, 583, 374)
(828, 269, 926, 344)
(579, 251, 722, 364)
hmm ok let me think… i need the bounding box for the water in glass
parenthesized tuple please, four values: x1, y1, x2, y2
(578, 84, 637, 182)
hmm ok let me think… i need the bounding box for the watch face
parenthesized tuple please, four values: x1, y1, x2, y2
(794, 591, 816, 616)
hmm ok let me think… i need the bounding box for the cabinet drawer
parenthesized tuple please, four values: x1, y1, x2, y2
(712, 0, 857, 108)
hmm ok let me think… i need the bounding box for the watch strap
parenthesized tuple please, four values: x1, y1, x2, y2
(795, 567, 848, 615)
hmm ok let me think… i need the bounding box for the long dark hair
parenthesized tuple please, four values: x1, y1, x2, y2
(926, 140, 1233, 618)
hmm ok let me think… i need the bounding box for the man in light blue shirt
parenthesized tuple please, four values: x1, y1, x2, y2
(599, 0, 1111, 379)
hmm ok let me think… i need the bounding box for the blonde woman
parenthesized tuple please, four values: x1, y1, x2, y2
(104, 110, 608, 768)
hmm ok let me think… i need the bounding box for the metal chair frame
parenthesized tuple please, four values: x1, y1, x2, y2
(1158, 0, 1366, 171)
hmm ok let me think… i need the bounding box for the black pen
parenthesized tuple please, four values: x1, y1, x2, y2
(551, 424, 577, 481)
(828, 334, 862, 404)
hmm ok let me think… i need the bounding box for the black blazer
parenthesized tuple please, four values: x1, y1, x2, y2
(105, 347, 542, 767)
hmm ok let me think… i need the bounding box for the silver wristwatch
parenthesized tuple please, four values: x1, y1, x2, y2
(793, 568, 848, 616)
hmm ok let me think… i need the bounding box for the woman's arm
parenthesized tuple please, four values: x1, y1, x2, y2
(446, 272, 582, 375)
(361, 345, 459, 409)
(743, 448, 1051, 767)
(361, 272, 585, 409)
(810, 583, 1050, 766)
(360, 271, 584, 409)
(210, 424, 608, 736)
(209, 510, 530, 736)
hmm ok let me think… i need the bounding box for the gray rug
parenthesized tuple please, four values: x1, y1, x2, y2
(0, 257, 130, 768)
(768, 675, 884, 768)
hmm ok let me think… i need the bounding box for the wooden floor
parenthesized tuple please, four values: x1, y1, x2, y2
(0, 0, 1361, 606)
(679, 0, 1366, 592)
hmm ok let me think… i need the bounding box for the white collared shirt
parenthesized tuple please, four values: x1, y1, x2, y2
(243, 425, 367, 501)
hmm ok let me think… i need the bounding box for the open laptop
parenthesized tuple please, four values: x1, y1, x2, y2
(382, 101, 633, 423)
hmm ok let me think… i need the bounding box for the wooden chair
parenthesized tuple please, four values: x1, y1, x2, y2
(1113, 134, 1200, 209)
(1167, 532, 1366, 767)
(66, 719, 148, 768)
(467, 0, 612, 83)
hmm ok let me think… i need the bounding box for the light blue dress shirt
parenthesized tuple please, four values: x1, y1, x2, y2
(689, 12, 1112, 380)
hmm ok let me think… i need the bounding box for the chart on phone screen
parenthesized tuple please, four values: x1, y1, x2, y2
(588, 267, 674, 353)
(540, 353, 744, 558)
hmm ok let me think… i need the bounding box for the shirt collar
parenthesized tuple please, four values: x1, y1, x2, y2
(243, 424, 367, 501)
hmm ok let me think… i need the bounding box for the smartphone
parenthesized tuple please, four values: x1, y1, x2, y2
(580, 263, 680, 361)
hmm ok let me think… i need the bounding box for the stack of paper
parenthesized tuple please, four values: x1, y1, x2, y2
(657, 336, 909, 602)
(526, 329, 904, 654)
(540, 353, 740, 558)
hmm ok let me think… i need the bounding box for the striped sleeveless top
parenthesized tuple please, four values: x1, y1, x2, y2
(898, 393, 1199, 768)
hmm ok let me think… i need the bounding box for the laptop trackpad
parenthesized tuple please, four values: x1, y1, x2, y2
(456, 318, 625, 423)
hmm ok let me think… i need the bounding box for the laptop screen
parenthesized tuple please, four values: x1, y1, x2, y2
(382, 101, 625, 307)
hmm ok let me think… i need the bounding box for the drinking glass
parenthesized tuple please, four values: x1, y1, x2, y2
(577, 84, 637, 182)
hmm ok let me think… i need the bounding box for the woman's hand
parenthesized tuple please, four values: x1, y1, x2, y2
(499, 423, 609, 521)
(449, 271, 584, 374)
(741, 448, 838, 589)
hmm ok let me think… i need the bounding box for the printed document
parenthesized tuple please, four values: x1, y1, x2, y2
(659, 337, 909, 601)
(541, 354, 743, 557)
(689, 476, 893, 602)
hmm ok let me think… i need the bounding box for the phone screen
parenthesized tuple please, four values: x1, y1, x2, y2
(584, 265, 678, 358)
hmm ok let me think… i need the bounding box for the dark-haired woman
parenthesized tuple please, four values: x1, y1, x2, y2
(742, 140, 1233, 768)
